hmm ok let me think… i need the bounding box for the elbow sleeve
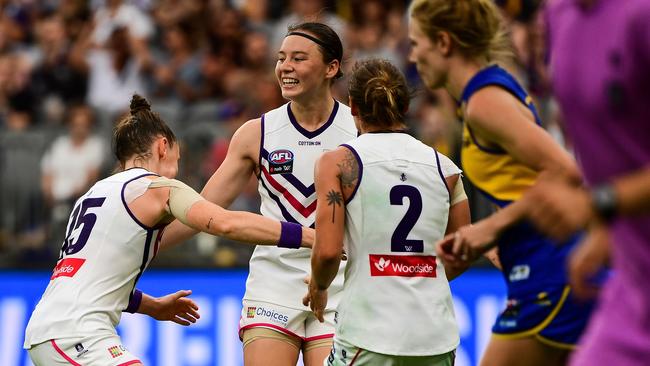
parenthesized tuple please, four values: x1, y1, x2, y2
(149, 177, 204, 225)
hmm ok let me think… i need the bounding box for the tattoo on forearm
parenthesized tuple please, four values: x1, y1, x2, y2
(337, 149, 359, 189)
(326, 190, 343, 223)
(207, 217, 213, 229)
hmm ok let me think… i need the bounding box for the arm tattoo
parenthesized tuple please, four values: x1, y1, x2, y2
(337, 149, 359, 189)
(206, 217, 213, 229)
(326, 190, 343, 223)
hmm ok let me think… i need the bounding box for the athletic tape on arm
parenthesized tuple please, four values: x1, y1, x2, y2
(451, 177, 468, 205)
(149, 177, 204, 225)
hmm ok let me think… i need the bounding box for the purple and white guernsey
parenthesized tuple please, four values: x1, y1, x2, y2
(24, 168, 164, 348)
(547, 0, 650, 364)
(245, 100, 357, 310)
(336, 132, 460, 356)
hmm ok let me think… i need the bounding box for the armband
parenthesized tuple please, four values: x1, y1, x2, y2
(125, 289, 143, 313)
(278, 222, 302, 249)
(451, 177, 468, 205)
(149, 177, 204, 225)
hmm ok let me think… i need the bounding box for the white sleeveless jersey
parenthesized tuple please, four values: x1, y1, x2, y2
(246, 101, 357, 310)
(24, 168, 164, 347)
(335, 132, 461, 356)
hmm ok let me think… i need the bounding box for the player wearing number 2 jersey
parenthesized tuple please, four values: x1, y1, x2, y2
(305, 59, 469, 366)
(24, 95, 314, 366)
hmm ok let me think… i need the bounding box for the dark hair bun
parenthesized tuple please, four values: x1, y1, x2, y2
(130, 94, 151, 116)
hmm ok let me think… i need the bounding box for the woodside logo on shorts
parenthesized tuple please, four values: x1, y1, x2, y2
(51, 258, 86, 280)
(369, 254, 437, 277)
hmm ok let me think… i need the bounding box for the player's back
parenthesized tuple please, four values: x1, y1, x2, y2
(336, 132, 459, 356)
(24, 168, 163, 347)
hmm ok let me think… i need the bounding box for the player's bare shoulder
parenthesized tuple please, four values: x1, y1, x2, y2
(229, 117, 263, 163)
(317, 146, 360, 199)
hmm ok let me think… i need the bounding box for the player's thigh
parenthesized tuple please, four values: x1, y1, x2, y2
(480, 336, 568, 366)
(243, 327, 301, 366)
(303, 341, 332, 366)
(303, 309, 335, 366)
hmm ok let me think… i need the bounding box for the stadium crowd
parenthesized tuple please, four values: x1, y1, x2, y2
(0, 0, 551, 268)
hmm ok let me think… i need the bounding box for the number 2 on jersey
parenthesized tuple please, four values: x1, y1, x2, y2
(59, 197, 106, 259)
(390, 185, 423, 252)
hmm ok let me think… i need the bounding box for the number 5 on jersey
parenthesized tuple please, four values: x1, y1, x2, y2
(59, 197, 106, 259)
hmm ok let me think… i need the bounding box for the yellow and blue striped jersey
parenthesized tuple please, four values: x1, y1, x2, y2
(459, 65, 579, 297)
(460, 65, 540, 207)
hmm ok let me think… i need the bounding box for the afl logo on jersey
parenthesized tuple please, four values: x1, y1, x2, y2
(269, 149, 294, 174)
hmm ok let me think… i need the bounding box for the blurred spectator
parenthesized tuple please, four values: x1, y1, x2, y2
(91, 0, 153, 46)
(346, 0, 403, 69)
(57, 0, 92, 42)
(40, 104, 105, 256)
(1, 53, 37, 123)
(150, 20, 203, 103)
(31, 13, 87, 124)
(270, 0, 346, 50)
(0, 105, 48, 262)
(200, 6, 245, 99)
(152, 0, 203, 29)
(72, 26, 149, 120)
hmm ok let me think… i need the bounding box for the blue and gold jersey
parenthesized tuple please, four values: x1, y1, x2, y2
(459, 65, 595, 345)
(460, 64, 539, 206)
(460, 65, 578, 295)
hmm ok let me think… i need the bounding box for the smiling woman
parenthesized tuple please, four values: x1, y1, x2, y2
(158, 22, 357, 366)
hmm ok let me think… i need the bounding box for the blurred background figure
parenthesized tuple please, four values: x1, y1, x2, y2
(40, 104, 105, 259)
(525, 1, 650, 365)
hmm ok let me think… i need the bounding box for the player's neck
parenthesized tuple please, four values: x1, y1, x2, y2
(290, 95, 335, 130)
(445, 58, 485, 102)
(124, 158, 156, 173)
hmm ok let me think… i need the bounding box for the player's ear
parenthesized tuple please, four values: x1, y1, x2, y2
(326, 59, 340, 79)
(157, 137, 168, 159)
(435, 31, 453, 57)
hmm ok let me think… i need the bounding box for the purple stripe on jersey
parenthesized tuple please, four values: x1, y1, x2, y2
(120, 172, 160, 230)
(257, 114, 265, 179)
(433, 149, 451, 201)
(287, 100, 339, 139)
(340, 144, 363, 204)
(259, 176, 306, 226)
(126, 228, 155, 312)
(261, 148, 315, 197)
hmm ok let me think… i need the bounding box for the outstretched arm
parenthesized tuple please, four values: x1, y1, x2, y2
(526, 167, 650, 240)
(160, 119, 261, 250)
(129, 289, 200, 326)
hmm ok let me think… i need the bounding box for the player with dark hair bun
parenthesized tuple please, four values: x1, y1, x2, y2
(24, 94, 314, 366)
